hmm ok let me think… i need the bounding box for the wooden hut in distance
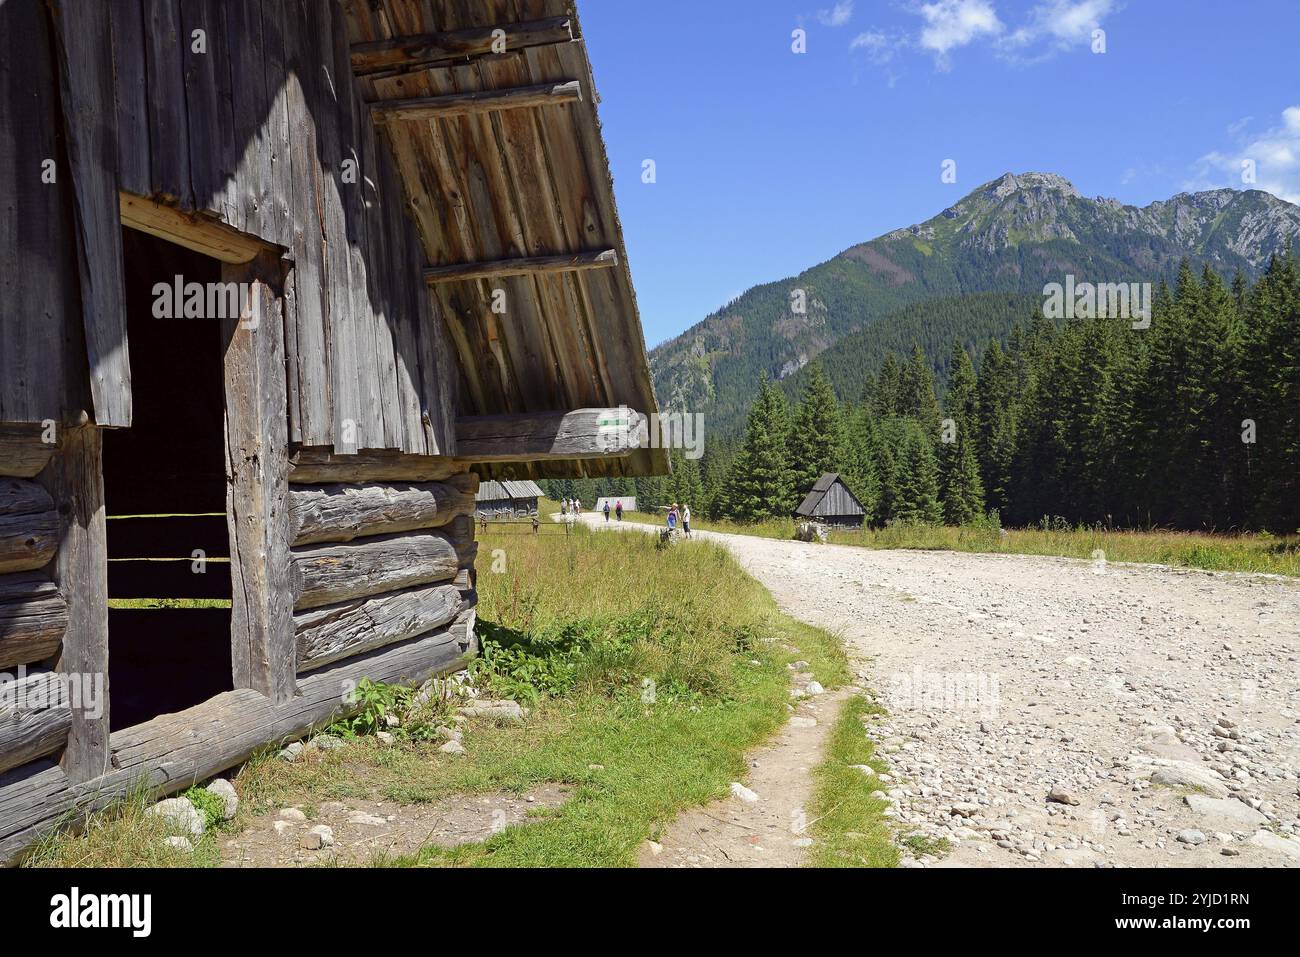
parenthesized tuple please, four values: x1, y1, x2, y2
(476, 480, 545, 519)
(795, 474, 866, 528)
(0, 0, 666, 863)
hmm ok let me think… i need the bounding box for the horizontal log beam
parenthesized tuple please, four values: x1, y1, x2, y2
(350, 16, 574, 74)
(0, 672, 71, 776)
(0, 428, 55, 479)
(0, 626, 469, 864)
(295, 583, 465, 673)
(371, 80, 581, 124)
(423, 248, 617, 285)
(289, 451, 463, 485)
(0, 573, 67, 670)
(288, 473, 478, 546)
(455, 408, 646, 463)
(291, 526, 470, 611)
(119, 192, 271, 264)
(0, 480, 59, 575)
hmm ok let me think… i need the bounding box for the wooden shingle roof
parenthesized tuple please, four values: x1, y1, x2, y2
(344, 0, 666, 480)
(795, 473, 865, 518)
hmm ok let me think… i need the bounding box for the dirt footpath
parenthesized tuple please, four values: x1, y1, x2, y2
(588, 518, 1300, 867)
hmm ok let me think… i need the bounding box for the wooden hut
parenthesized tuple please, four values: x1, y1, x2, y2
(476, 480, 545, 519)
(795, 474, 866, 528)
(0, 0, 665, 863)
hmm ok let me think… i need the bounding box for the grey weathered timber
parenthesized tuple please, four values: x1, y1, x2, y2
(295, 582, 464, 672)
(107, 0, 150, 196)
(288, 473, 478, 546)
(0, 480, 59, 575)
(371, 80, 581, 124)
(0, 430, 55, 480)
(0, 625, 468, 864)
(292, 531, 462, 610)
(456, 408, 645, 463)
(288, 451, 463, 485)
(423, 248, 617, 285)
(0, 671, 72, 777)
(449, 606, 478, 656)
(0, 573, 68, 671)
(350, 17, 574, 74)
(34, 425, 109, 784)
(223, 257, 296, 705)
(50, 0, 132, 428)
(0, 1, 77, 426)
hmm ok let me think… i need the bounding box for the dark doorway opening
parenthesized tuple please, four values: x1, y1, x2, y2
(103, 228, 234, 731)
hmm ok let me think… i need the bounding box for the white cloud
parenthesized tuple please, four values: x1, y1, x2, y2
(851, 0, 1117, 73)
(918, 0, 1003, 65)
(1006, 0, 1114, 50)
(850, 29, 905, 65)
(1190, 107, 1300, 205)
(817, 1, 855, 27)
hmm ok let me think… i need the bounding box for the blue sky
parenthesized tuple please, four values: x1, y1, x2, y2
(579, 0, 1300, 348)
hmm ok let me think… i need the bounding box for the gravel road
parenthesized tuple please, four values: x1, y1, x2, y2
(588, 517, 1300, 867)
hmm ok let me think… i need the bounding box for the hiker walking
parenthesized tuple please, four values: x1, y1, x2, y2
(603, 500, 611, 522)
(615, 500, 623, 522)
(560, 498, 569, 517)
(682, 503, 692, 539)
(666, 502, 678, 532)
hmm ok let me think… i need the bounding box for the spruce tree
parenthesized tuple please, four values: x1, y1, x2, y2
(939, 342, 985, 524)
(722, 377, 794, 520)
(788, 362, 846, 497)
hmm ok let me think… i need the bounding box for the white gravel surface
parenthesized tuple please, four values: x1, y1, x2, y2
(589, 518, 1300, 868)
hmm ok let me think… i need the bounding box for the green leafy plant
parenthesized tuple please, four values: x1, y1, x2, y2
(181, 786, 227, 832)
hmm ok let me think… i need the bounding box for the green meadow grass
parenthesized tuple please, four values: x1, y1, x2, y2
(31, 523, 896, 868)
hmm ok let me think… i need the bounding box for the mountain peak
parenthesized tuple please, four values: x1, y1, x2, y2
(983, 171, 1080, 199)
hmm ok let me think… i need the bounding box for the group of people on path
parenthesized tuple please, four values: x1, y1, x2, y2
(665, 502, 691, 538)
(601, 500, 625, 522)
(559, 497, 582, 518)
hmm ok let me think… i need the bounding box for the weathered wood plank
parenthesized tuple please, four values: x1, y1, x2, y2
(423, 248, 616, 284)
(0, 625, 468, 864)
(143, 0, 192, 208)
(223, 257, 296, 704)
(351, 16, 574, 73)
(0, 573, 67, 671)
(35, 425, 109, 784)
(0, 671, 72, 777)
(283, 0, 333, 448)
(50, 0, 132, 428)
(292, 531, 462, 610)
(108, 0, 151, 196)
(371, 80, 581, 124)
(0, 0, 74, 427)
(119, 193, 268, 264)
(295, 583, 464, 672)
(0, 480, 59, 575)
(289, 474, 478, 546)
(181, 0, 238, 227)
(289, 451, 462, 485)
(456, 408, 644, 463)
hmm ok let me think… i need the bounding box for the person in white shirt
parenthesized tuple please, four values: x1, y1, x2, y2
(682, 504, 692, 539)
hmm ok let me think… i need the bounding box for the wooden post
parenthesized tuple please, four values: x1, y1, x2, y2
(223, 252, 296, 704)
(37, 424, 111, 784)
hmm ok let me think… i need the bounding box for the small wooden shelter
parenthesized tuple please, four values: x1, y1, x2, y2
(0, 0, 665, 862)
(795, 474, 866, 528)
(476, 480, 545, 518)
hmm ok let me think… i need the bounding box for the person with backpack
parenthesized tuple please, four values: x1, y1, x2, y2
(603, 500, 611, 522)
(615, 500, 623, 522)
